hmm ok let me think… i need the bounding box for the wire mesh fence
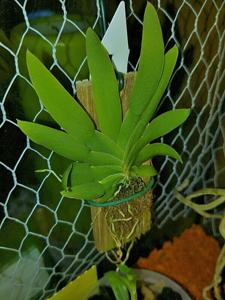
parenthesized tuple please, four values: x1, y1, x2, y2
(0, 0, 224, 299)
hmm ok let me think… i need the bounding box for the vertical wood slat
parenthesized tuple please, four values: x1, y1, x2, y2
(76, 72, 152, 252)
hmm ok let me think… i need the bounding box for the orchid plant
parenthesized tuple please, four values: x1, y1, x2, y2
(18, 3, 190, 202)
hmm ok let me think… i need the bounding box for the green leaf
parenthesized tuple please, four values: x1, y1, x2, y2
(99, 173, 123, 189)
(47, 265, 98, 300)
(61, 182, 105, 200)
(104, 272, 129, 300)
(91, 165, 123, 180)
(141, 109, 190, 143)
(128, 109, 190, 162)
(118, 2, 164, 148)
(98, 179, 124, 202)
(118, 265, 137, 300)
(219, 215, 225, 240)
(98, 173, 124, 201)
(125, 45, 179, 166)
(87, 130, 123, 159)
(26, 51, 94, 142)
(17, 120, 89, 161)
(135, 143, 182, 166)
(67, 163, 95, 186)
(129, 3, 164, 113)
(62, 163, 123, 198)
(86, 28, 122, 141)
(66, 162, 122, 186)
(62, 161, 123, 201)
(62, 164, 73, 190)
(88, 151, 122, 166)
(131, 164, 157, 177)
(96, 173, 124, 201)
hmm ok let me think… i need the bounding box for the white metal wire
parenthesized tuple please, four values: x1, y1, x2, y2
(0, 0, 224, 299)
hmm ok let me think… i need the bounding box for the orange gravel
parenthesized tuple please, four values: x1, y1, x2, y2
(137, 224, 220, 300)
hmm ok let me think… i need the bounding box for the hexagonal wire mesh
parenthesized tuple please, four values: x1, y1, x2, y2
(0, 0, 224, 299)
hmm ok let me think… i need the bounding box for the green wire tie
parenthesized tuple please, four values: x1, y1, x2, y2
(85, 178, 155, 207)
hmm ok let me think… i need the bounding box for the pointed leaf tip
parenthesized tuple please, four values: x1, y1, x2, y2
(86, 27, 95, 36)
(145, 2, 154, 12)
(26, 49, 37, 68)
(135, 143, 183, 165)
(118, 1, 164, 148)
(170, 44, 179, 58)
(86, 28, 98, 43)
(86, 24, 122, 141)
(17, 120, 89, 161)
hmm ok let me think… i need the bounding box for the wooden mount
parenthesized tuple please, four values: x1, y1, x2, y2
(76, 72, 152, 252)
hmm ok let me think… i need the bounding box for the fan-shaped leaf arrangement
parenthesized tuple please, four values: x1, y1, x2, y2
(18, 3, 190, 202)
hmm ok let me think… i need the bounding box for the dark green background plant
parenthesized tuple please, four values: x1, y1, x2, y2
(103, 264, 137, 300)
(18, 3, 190, 202)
